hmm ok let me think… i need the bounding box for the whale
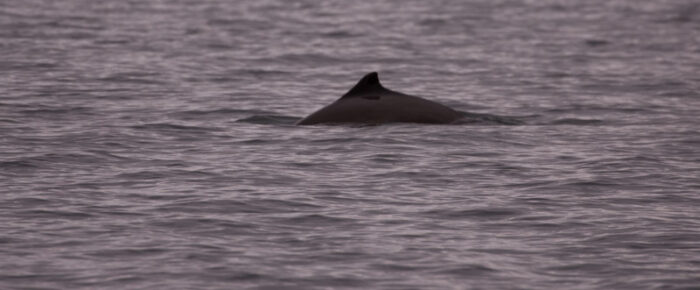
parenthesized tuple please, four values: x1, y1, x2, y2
(296, 72, 464, 125)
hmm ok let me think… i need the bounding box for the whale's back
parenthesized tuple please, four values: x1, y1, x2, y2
(296, 73, 462, 125)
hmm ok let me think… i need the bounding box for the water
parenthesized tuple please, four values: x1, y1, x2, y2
(1, 0, 700, 289)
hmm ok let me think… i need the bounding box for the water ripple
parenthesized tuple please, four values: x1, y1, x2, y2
(1, 0, 699, 289)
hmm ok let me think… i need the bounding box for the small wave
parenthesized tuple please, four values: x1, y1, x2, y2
(89, 247, 169, 258)
(659, 3, 699, 23)
(418, 18, 449, 27)
(0, 118, 20, 124)
(421, 207, 523, 220)
(131, 123, 221, 132)
(584, 39, 610, 47)
(274, 53, 343, 64)
(19, 106, 94, 116)
(550, 118, 604, 125)
(457, 112, 525, 125)
(321, 30, 359, 38)
(4, 197, 52, 208)
(0, 160, 40, 170)
(282, 213, 354, 226)
(0, 60, 59, 70)
(155, 198, 320, 215)
(545, 105, 651, 114)
(240, 69, 292, 78)
(115, 171, 170, 180)
(544, 263, 608, 273)
(18, 209, 93, 219)
(98, 72, 166, 85)
(235, 115, 300, 125)
(434, 264, 496, 277)
(115, 169, 219, 181)
(1, 152, 116, 172)
(171, 108, 275, 120)
(150, 218, 259, 236)
(206, 18, 272, 31)
(0, 102, 35, 109)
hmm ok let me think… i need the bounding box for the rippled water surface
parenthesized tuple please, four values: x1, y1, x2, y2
(2, 0, 700, 289)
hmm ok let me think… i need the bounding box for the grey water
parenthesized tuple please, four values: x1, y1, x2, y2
(1, 0, 700, 289)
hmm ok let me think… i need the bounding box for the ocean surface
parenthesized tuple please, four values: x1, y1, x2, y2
(1, 0, 700, 289)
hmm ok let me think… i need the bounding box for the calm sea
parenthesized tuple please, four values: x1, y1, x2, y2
(1, 0, 699, 289)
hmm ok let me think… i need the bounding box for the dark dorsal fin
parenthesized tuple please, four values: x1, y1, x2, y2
(341, 72, 386, 98)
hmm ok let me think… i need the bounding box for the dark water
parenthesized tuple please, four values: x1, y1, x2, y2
(2, 0, 700, 289)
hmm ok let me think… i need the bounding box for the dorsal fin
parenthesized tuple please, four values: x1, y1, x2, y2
(341, 72, 386, 98)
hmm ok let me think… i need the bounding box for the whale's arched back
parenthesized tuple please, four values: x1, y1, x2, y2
(296, 72, 462, 125)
